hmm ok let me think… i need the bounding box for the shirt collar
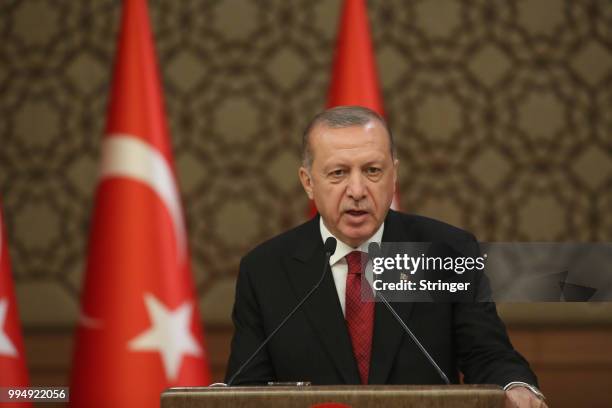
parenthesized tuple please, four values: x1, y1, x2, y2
(319, 217, 385, 266)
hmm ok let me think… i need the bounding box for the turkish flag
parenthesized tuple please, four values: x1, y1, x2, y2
(0, 202, 31, 408)
(327, 0, 385, 114)
(69, 0, 210, 406)
(310, 0, 400, 216)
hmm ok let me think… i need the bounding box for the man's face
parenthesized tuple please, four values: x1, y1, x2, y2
(299, 120, 398, 248)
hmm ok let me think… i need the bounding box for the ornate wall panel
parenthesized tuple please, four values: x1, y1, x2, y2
(1, 0, 611, 326)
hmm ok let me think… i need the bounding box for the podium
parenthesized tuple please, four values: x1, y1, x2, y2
(161, 385, 505, 407)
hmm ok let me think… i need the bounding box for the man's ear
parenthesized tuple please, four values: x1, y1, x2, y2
(298, 166, 314, 200)
(393, 159, 399, 191)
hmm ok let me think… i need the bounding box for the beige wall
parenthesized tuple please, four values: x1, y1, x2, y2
(2, 0, 611, 329)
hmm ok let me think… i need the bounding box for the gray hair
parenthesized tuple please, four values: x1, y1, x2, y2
(301, 105, 395, 168)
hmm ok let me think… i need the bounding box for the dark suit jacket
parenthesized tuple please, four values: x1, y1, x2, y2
(225, 210, 537, 386)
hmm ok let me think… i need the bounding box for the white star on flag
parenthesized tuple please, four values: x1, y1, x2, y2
(128, 293, 202, 381)
(0, 298, 18, 357)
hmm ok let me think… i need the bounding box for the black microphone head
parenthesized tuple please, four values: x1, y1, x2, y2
(368, 242, 382, 258)
(324, 237, 337, 255)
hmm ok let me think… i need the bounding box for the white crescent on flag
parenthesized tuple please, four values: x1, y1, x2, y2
(0, 298, 18, 357)
(0, 217, 17, 357)
(99, 135, 187, 264)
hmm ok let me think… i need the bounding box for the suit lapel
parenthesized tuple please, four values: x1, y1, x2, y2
(369, 210, 415, 384)
(284, 217, 361, 384)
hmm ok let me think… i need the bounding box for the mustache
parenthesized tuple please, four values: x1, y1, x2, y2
(342, 205, 371, 213)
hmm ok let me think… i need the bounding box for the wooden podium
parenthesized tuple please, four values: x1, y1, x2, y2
(161, 385, 505, 407)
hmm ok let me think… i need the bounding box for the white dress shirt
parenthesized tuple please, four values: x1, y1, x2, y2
(319, 217, 384, 316)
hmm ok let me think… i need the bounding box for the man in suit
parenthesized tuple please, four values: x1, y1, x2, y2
(226, 106, 547, 407)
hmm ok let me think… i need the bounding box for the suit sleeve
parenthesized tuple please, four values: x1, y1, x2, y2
(453, 301, 538, 386)
(224, 256, 276, 385)
(453, 236, 538, 386)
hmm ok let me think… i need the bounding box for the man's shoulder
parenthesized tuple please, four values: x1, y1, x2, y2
(387, 210, 476, 242)
(241, 217, 318, 264)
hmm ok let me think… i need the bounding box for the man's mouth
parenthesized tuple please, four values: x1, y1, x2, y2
(346, 210, 368, 217)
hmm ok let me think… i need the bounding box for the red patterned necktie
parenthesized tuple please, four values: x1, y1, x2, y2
(345, 251, 374, 384)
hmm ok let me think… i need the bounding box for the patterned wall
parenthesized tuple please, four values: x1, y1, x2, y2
(1, 0, 611, 327)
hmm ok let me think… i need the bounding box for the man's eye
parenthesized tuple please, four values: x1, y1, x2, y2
(330, 169, 345, 177)
(366, 167, 381, 175)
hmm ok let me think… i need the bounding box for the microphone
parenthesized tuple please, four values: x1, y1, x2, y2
(224, 237, 338, 386)
(367, 242, 450, 385)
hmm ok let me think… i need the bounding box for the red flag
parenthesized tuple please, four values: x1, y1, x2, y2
(327, 0, 384, 114)
(310, 0, 399, 216)
(0, 201, 31, 408)
(70, 0, 210, 406)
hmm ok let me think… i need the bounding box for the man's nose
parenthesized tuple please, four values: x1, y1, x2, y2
(347, 172, 366, 201)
